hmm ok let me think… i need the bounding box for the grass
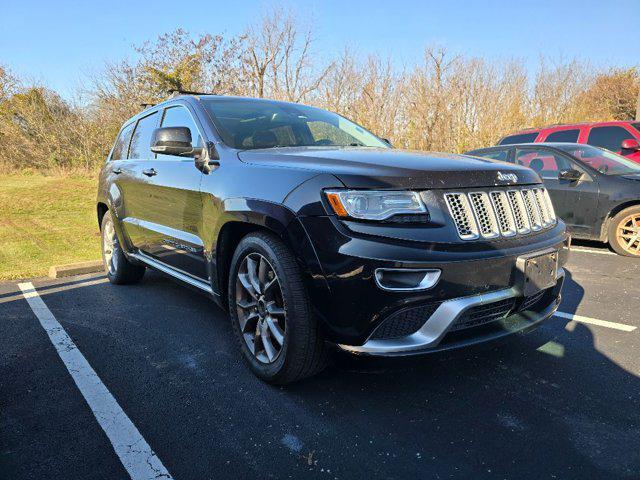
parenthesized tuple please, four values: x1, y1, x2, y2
(0, 173, 101, 280)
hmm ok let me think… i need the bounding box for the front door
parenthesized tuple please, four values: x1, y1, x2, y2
(514, 147, 600, 238)
(586, 125, 640, 163)
(135, 105, 207, 279)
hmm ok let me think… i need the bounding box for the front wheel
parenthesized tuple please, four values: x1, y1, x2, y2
(228, 232, 328, 384)
(608, 206, 640, 257)
(101, 211, 146, 284)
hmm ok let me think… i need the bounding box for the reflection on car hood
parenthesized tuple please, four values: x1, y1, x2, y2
(237, 147, 541, 189)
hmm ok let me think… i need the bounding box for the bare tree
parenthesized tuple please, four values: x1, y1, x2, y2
(242, 8, 332, 101)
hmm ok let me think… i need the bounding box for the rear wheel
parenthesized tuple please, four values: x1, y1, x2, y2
(608, 206, 640, 257)
(228, 232, 328, 384)
(101, 211, 146, 284)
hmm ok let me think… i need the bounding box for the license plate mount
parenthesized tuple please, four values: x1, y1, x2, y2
(517, 250, 558, 297)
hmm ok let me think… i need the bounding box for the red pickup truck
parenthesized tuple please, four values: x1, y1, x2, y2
(498, 121, 640, 163)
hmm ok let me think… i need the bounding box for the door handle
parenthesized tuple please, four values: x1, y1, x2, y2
(112, 168, 123, 175)
(142, 168, 157, 177)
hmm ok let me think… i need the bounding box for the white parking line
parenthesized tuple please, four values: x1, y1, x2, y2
(18, 282, 173, 480)
(570, 247, 616, 256)
(0, 277, 108, 305)
(555, 311, 637, 332)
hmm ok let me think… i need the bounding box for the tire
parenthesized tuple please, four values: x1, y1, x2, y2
(608, 206, 640, 257)
(100, 211, 146, 284)
(228, 232, 328, 384)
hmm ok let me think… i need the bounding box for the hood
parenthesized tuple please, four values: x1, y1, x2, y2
(238, 147, 541, 189)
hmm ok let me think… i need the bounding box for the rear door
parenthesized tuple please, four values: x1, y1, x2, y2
(118, 110, 161, 251)
(105, 121, 136, 248)
(132, 103, 207, 279)
(515, 147, 599, 237)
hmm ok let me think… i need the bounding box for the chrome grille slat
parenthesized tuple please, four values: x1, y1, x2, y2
(490, 191, 517, 237)
(469, 192, 500, 238)
(521, 189, 543, 231)
(444, 193, 479, 240)
(447, 187, 556, 241)
(533, 188, 553, 227)
(542, 188, 557, 224)
(507, 190, 531, 234)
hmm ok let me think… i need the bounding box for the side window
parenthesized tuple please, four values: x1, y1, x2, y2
(546, 129, 579, 143)
(587, 126, 634, 152)
(160, 106, 202, 151)
(128, 111, 159, 160)
(515, 148, 572, 179)
(498, 132, 539, 145)
(110, 123, 134, 161)
(476, 149, 511, 162)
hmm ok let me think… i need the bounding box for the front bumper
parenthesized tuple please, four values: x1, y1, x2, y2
(338, 268, 564, 356)
(293, 216, 569, 347)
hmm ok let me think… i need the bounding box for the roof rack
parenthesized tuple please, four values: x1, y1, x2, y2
(167, 89, 211, 97)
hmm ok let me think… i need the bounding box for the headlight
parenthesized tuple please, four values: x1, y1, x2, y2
(325, 190, 427, 221)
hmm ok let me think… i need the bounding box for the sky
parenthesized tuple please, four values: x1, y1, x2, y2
(1, 0, 638, 99)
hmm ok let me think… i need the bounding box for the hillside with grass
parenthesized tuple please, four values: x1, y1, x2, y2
(0, 174, 100, 280)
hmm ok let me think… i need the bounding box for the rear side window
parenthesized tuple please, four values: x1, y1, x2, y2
(128, 111, 159, 160)
(546, 129, 579, 143)
(110, 123, 134, 160)
(587, 126, 634, 152)
(471, 149, 510, 162)
(631, 123, 640, 134)
(498, 132, 539, 145)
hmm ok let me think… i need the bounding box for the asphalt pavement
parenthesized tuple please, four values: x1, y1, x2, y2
(1, 242, 639, 479)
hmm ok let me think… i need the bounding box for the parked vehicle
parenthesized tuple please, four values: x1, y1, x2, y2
(468, 143, 640, 256)
(497, 121, 640, 163)
(97, 93, 569, 383)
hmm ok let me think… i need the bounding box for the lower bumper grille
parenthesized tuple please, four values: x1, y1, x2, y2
(450, 298, 516, 332)
(521, 290, 545, 311)
(369, 285, 559, 341)
(519, 286, 555, 312)
(370, 303, 441, 340)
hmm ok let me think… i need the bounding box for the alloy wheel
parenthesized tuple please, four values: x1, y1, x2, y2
(102, 220, 118, 275)
(235, 253, 287, 363)
(616, 213, 640, 256)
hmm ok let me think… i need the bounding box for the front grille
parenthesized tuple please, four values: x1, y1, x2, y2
(370, 303, 441, 340)
(449, 298, 516, 332)
(445, 187, 556, 241)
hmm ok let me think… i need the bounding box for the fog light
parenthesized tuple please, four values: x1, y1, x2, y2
(374, 268, 441, 292)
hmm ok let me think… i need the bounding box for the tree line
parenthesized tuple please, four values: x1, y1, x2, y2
(1, 8, 638, 173)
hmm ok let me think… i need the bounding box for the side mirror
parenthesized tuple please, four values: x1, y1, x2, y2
(558, 169, 583, 182)
(621, 138, 640, 151)
(151, 127, 200, 157)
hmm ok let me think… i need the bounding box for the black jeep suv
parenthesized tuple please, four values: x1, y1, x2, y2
(97, 94, 570, 383)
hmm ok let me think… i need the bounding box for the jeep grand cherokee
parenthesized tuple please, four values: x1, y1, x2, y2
(97, 93, 570, 383)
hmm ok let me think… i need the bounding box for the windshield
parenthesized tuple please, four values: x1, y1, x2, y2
(200, 97, 389, 150)
(556, 144, 640, 175)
